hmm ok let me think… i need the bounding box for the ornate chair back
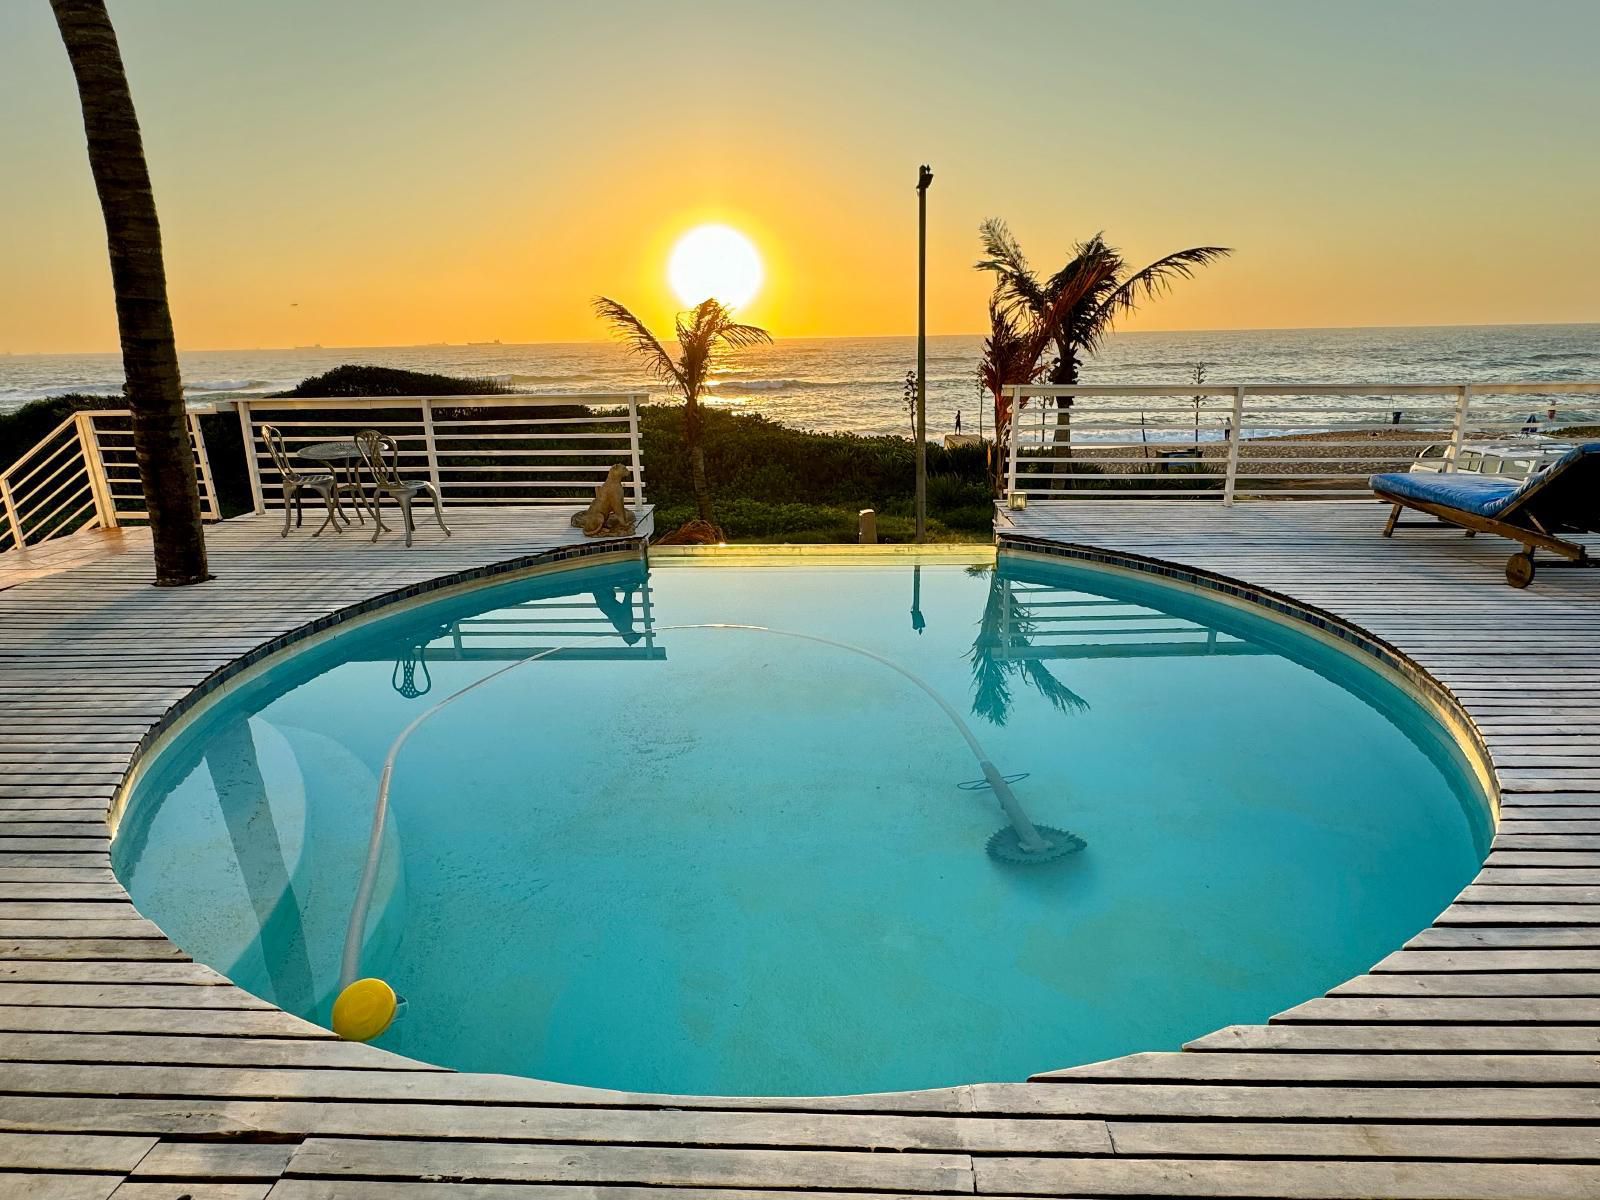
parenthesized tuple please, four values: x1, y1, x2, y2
(259, 424, 304, 485)
(354, 429, 404, 488)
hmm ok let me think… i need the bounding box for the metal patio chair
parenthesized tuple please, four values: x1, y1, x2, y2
(353, 429, 451, 548)
(260, 423, 343, 537)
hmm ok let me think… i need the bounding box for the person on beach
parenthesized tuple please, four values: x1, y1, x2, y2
(955, 409, 962, 435)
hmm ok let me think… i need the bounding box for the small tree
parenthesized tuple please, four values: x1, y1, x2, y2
(593, 297, 771, 531)
(1190, 362, 1211, 448)
(977, 298, 1038, 493)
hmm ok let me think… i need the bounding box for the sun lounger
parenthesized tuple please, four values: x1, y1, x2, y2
(1370, 442, 1599, 588)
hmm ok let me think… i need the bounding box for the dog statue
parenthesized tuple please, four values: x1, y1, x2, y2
(572, 464, 635, 537)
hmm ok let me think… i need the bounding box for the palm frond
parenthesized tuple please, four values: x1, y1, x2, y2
(716, 320, 774, 350)
(1019, 659, 1091, 715)
(1093, 246, 1233, 331)
(669, 299, 774, 402)
(592, 297, 682, 389)
(975, 218, 1048, 317)
(1023, 252, 1121, 367)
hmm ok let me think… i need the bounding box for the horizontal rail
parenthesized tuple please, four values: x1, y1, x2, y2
(229, 392, 648, 512)
(1007, 381, 1600, 397)
(1002, 380, 1600, 504)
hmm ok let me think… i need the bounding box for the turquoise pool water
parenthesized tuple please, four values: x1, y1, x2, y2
(116, 551, 1491, 1096)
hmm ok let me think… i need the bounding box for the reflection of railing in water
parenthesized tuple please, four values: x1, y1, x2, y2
(969, 563, 1269, 726)
(994, 574, 1265, 662)
(383, 578, 662, 696)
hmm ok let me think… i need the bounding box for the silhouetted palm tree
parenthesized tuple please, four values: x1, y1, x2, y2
(51, 0, 208, 585)
(975, 252, 1126, 493)
(976, 298, 1041, 492)
(593, 297, 771, 528)
(976, 219, 1231, 445)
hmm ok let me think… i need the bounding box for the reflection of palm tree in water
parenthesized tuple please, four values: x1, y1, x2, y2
(967, 564, 1089, 726)
(203, 716, 316, 1013)
(592, 584, 642, 645)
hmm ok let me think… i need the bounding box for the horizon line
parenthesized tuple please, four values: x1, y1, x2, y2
(7, 318, 1599, 357)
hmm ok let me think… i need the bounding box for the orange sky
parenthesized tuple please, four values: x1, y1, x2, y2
(3, 1, 1598, 353)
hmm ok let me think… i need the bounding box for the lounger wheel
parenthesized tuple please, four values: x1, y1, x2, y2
(1506, 552, 1536, 589)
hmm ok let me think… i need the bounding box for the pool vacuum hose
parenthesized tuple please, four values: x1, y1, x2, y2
(334, 622, 1083, 1037)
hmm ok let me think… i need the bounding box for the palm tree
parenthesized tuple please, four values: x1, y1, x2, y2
(975, 254, 1125, 493)
(51, 0, 209, 585)
(593, 296, 771, 530)
(976, 219, 1231, 446)
(976, 297, 1041, 492)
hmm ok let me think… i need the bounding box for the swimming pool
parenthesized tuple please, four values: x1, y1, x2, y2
(115, 549, 1492, 1096)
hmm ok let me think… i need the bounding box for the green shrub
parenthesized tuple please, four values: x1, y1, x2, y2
(0, 394, 114, 472)
(273, 365, 511, 398)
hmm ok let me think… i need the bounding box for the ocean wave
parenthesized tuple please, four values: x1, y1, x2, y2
(708, 378, 809, 392)
(502, 372, 594, 385)
(709, 376, 974, 394)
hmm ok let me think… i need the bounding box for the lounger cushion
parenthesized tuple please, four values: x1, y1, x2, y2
(1372, 442, 1599, 518)
(1370, 471, 1522, 516)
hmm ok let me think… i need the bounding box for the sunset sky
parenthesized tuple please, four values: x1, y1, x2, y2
(4, 0, 1598, 353)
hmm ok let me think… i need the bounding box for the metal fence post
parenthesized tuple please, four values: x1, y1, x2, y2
(0, 476, 24, 548)
(1005, 388, 1022, 502)
(236, 400, 265, 514)
(1447, 384, 1471, 473)
(1223, 387, 1245, 505)
(188, 413, 221, 521)
(627, 392, 645, 509)
(75, 412, 118, 529)
(420, 398, 443, 499)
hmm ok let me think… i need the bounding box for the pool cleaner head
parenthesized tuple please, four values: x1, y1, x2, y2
(970, 760, 1086, 864)
(986, 824, 1087, 864)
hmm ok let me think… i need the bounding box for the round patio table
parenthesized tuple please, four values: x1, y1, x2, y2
(296, 440, 369, 525)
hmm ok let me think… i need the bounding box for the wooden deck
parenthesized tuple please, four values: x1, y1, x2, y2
(3, 503, 1598, 1198)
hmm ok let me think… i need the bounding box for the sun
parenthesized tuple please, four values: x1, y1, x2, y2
(668, 224, 763, 310)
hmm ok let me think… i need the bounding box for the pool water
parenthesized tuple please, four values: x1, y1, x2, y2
(116, 551, 1491, 1096)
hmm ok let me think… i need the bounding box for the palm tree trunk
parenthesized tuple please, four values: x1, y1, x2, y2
(684, 398, 715, 525)
(51, 0, 209, 586)
(1046, 346, 1078, 485)
(1047, 347, 1078, 441)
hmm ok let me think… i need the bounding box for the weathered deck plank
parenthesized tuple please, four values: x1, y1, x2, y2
(2, 502, 1596, 1196)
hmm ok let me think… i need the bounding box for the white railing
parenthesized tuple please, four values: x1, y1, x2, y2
(0, 410, 220, 552)
(224, 393, 646, 514)
(1003, 382, 1600, 504)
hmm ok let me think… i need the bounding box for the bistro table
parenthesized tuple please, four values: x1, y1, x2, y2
(295, 440, 370, 526)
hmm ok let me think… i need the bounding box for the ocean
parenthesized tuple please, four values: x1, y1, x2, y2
(3, 324, 1597, 436)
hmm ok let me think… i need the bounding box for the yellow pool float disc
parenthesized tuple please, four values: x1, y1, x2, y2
(332, 977, 398, 1041)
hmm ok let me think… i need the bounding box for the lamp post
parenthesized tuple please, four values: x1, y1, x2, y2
(915, 163, 933, 543)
